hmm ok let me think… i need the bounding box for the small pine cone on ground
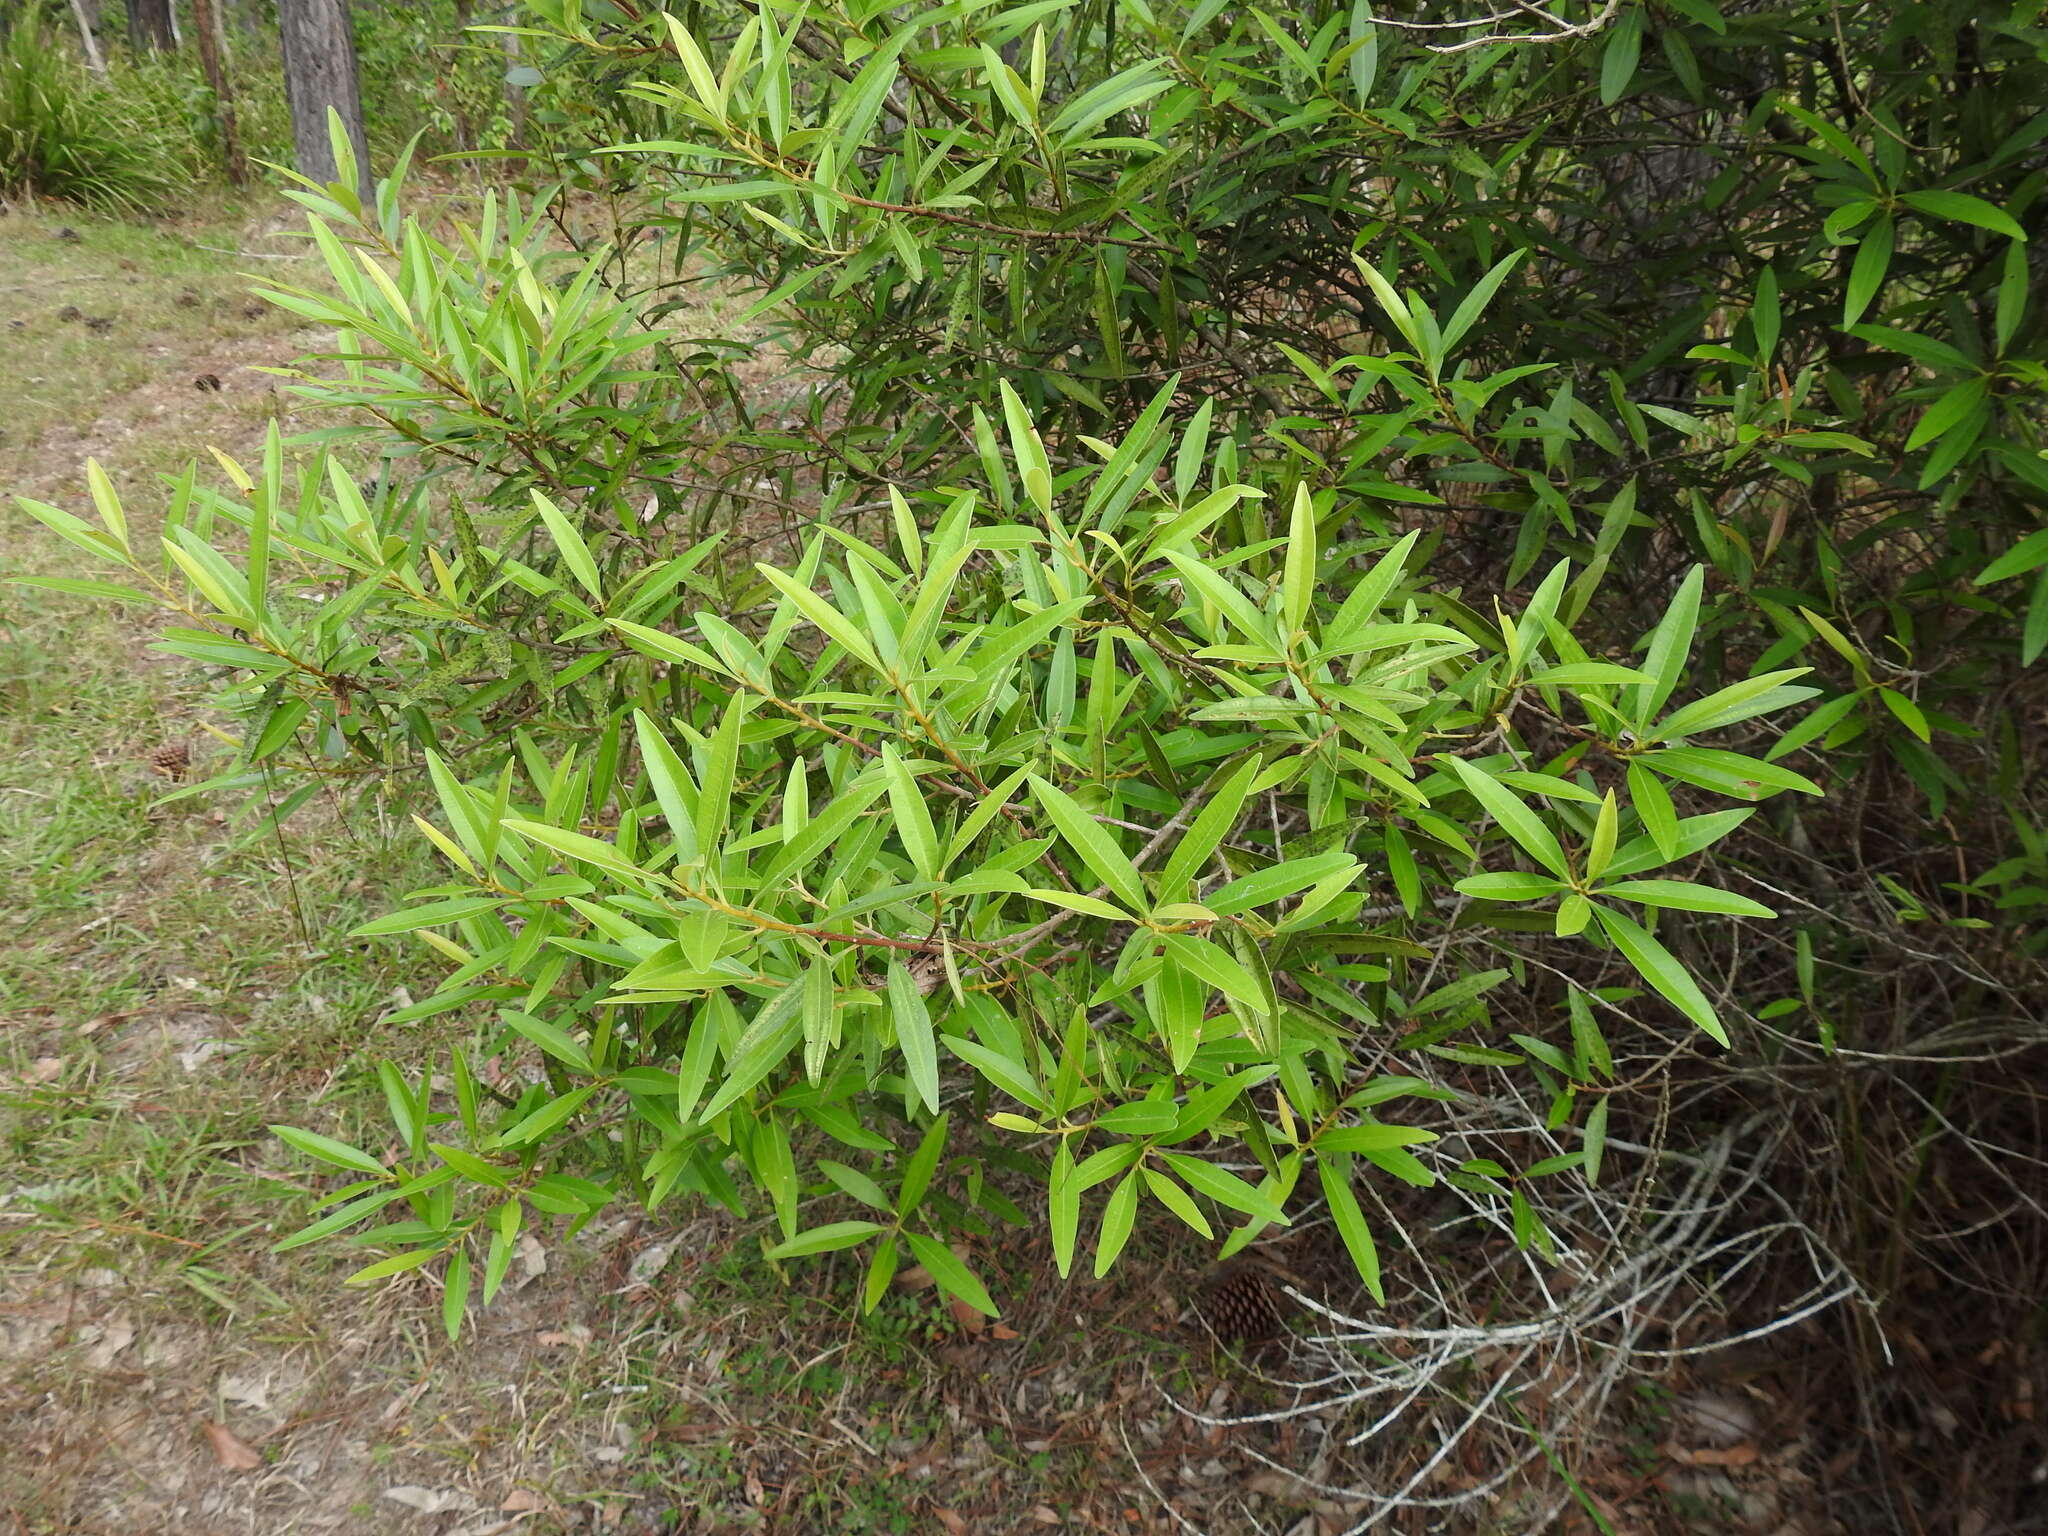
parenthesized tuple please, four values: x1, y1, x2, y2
(147, 741, 191, 781)
(1199, 1261, 1287, 1344)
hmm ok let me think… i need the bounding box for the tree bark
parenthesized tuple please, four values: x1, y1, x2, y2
(190, 0, 247, 185)
(501, 20, 527, 148)
(277, 0, 371, 204)
(128, 0, 175, 53)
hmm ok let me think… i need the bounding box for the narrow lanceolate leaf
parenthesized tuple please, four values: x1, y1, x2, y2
(802, 955, 836, 1085)
(352, 896, 505, 936)
(947, 765, 1031, 864)
(1319, 1157, 1384, 1304)
(632, 709, 700, 863)
(1595, 879, 1773, 917)
(755, 562, 883, 671)
(1094, 1169, 1140, 1278)
(699, 983, 805, 1121)
(1049, 1139, 1079, 1278)
(344, 1247, 442, 1286)
(862, 1232, 899, 1314)
(1582, 1096, 1609, 1186)
(945, 1034, 1047, 1111)
(1019, 888, 1137, 921)
(674, 1000, 720, 1123)
(1599, 3, 1643, 104)
(1587, 790, 1619, 883)
(694, 694, 746, 858)
(1879, 687, 1931, 743)
(1144, 1168, 1213, 1238)
(273, 1188, 399, 1252)
(483, 1200, 521, 1303)
(442, 1250, 471, 1341)
(501, 819, 646, 881)
(1899, 189, 2028, 241)
(1844, 214, 1893, 328)
(1162, 549, 1275, 648)
(82, 459, 130, 550)
(1454, 871, 1568, 902)
(1904, 376, 1988, 453)
(1652, 668, 1815, 741)
(11, 576, 153, 605)
(765, 1221, 883, 1260)
(530, 491, 603, 601)
(1282, 483, 1317, 636)
(271, 1125, 388, 1177)
(1443, 758, 1568, 879)
(897, 1112, 949, 1216)
(1158, 1152, 1290, 1225)
(1976, 528, 2048, 586)
(1323, 530, 1421, 650)
(1158, 756, 1259, 895)
(1441, 249, 1526, 353)
(1027, 775, 1148, 912)
(1627, 761, 1680, 863)
(1161, 933, 1269, 1013)
(496, 1086, 597, 1147)
(501, 1009, 593, 1073)
(14, 497, 124, 562)
(887, 960, 940, 1115)
(608, 620, 726, 674)
(1203, 849, 1358, 916)
(1593, 905, 1730, 1046)
(664, 13, 723, 111)
(882, 744, 942, 880)
(166, 533, 251, 623)
(998, 379, 1054, 512)
(1634, 565, 1703, 728)
(905, 1232, 998, 1317)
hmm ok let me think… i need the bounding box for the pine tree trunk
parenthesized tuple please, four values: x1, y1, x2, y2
(277, 0, 371, 204)
(501, 21, 527, 147)
(128, 0, 175, 53)
(191, 0, 247, 185)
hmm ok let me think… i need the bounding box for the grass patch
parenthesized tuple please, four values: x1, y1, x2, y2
(0, 197, 304, 499)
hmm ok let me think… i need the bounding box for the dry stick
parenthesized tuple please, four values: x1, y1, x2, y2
(65, 0, 107, 75)
(1182, 1118, 1852, 1531)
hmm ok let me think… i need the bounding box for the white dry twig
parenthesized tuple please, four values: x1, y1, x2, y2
(1373, 0, 1625, 55)
(1146, 1094, 1858, 1531)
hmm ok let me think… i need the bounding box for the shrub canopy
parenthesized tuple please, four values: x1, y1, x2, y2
(15, 0, 2047, 1345)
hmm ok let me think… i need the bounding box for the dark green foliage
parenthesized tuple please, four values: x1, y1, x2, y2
(495, 0, 2046, 810)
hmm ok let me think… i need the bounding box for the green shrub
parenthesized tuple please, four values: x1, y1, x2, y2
(0, 10, 196, 210)
(13, 0, 2043, 1354)
(501, 0, 2047, 820)
(16, 127, 1826, 1323)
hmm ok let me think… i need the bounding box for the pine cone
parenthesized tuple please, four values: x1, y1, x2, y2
(1199, 1261, 1286, 1343)
(147, 741, 191, 781)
